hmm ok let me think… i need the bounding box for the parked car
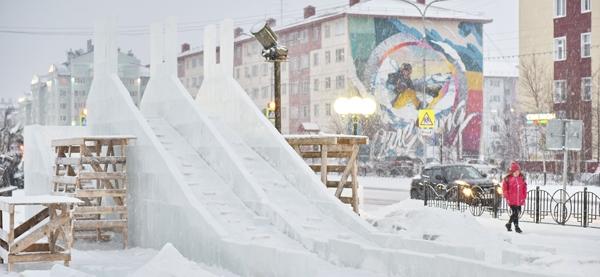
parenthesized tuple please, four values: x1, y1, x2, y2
(374, 155, 420, 177)
(410, 164, 501, 207)
(464, 160, 499, 177)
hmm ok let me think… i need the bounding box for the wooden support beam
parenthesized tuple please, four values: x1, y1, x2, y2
(73, 206, 127, 215)
(74, 219, 127, 230)
(309, 165, 346, 173)
(75, 189, 126, 198)
(14, 208, 49, 238)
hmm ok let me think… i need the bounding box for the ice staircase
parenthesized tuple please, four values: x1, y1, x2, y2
(209, 117, 372, 247)
(146, 117, 302, 248)
(145, 117, 379, 276)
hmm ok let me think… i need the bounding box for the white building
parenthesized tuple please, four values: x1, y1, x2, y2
(482, 61, 518, 162)
(30, 40, 149, 126)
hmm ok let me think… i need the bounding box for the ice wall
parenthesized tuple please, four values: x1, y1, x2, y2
(84, 18, 227, 267)
(24, 125, 89, 197)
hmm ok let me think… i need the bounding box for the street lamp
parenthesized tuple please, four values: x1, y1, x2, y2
(251, 22, 288, 133)
(334, 96, 376, 135)
(398, 0, 448, 107)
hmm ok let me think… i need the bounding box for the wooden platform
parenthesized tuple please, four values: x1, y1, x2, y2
(285, 135, 368, 214)
(0, 195, 82, 271)
(51, 136, 134, 248)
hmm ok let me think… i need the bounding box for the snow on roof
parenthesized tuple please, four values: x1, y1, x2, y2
(181, 0, 492, 56)
(300, 122, 320, 131)
(483, 61, 518, 77)
(346, 0, 491, 22)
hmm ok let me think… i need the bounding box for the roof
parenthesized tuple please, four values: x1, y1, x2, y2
(484, 61, 518, 77)
(180, 0, 492, 56)
(346, 0, 491, 22)
(300, 122, 320, 131)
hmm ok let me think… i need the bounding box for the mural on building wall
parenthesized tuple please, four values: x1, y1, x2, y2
(349, 17, 483, 161)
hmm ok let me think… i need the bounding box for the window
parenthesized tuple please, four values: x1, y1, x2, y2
(335, 75, 345, 89)
(252, 88, 259, 99)
(335, 48, 345, 62)
(553, 80, 567, 103)
(290, 83, 297, 94)
(252, 65, 258, 77)
(261, 87, 268, 99)
(582, 0, 591, 12)
(300, 54, 309, 69)
(324, 25, 331, 38)
(192, 58, 197, 68)
(335, 21, 345, 36)
(314, 104, 319, 117)
(325, 51, 331, 64)
(303, 105, 309, 118)
(60, 103, 67, 109)
(555, 0, 566, 17)
(312, 27, 320, 40)
(235, 68, 240, 79)
(60, 90, 67, 96)
(313, 79, 320, 91)
(244, 66, 250, 78)
(325, 77, 331, 89)
(582, 77, 592, 101)
(491, 125, 499, 132)
(325, 103, 331, 116)
(581, 33, 591, 58)
(313, 52, 319, 66)
(554, 37, 566, 61)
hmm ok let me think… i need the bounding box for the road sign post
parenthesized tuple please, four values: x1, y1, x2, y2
(546, 119, 583, 202)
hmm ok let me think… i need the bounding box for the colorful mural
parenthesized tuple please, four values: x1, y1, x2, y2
(348, 17, 484, 161)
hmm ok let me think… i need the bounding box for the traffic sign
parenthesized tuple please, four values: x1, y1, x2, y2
(565, 120, 582, 151)
(418, 109, 435, 129)
(545, 119, 583, 151)
(546, 119, 563, 150)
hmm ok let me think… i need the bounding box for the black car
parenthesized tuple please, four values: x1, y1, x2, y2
(373, 155, 420, 177)
(410, 164, 501, 206)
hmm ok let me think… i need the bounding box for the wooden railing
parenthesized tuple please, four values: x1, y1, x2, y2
(285, 135, 368, 214)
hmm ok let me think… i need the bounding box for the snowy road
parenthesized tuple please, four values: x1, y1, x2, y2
(360, 176, 600, 277)
(359, 176, 412, 211)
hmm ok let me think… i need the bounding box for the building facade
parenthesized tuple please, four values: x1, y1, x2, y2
(482, 62, 518, 162)
(30, 40, 149, 126)
(519, 0, 599, 163)
(179, 0, 490, 160)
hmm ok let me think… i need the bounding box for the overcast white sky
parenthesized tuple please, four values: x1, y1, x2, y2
(0, 0, 517, 100)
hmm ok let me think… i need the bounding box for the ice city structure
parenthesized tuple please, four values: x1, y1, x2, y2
(24, 18, 553, 277)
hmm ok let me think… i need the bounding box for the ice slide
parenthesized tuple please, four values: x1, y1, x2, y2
(25, 18, 556, 276)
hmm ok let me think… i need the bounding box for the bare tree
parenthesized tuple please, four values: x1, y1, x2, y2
(519, 55, 555, 173)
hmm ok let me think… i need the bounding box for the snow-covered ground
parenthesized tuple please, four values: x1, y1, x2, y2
(2, 178, 598, 276)
(1, 243, 238, 277)
(360, 177, 600, 277)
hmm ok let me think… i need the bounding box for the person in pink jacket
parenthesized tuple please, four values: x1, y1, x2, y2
(502, 161, 527, 233)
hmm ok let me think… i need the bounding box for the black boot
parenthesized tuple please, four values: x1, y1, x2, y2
(515, 225, 522, 233)
(505, 222, 512, 232)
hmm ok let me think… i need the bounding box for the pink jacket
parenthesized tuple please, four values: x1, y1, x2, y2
(502, 174, 527, 206)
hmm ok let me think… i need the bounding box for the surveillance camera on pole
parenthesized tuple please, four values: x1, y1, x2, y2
(251, 22, 288, 133)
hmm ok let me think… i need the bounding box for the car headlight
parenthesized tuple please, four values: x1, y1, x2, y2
(455, 180, 469, 186)
(462, 187, 473, 197)
(496, 186, 503, 195)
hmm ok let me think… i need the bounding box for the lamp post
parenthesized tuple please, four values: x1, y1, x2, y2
(334, 96, 377, 135)
(251, 22, 288, 133)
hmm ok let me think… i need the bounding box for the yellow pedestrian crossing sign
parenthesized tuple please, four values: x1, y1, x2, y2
(418, 109, 435, 129)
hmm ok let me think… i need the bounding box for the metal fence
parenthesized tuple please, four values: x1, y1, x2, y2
(421, 185, 600, 228)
